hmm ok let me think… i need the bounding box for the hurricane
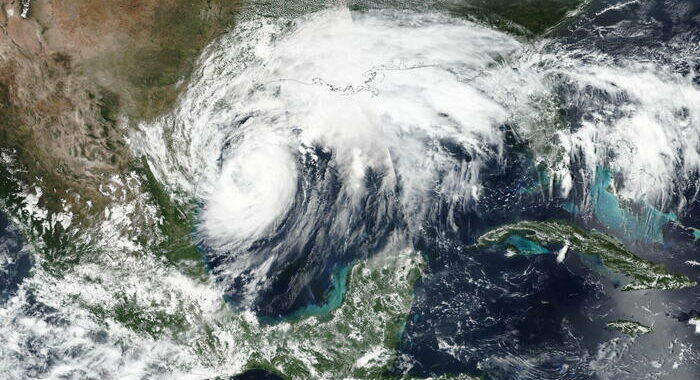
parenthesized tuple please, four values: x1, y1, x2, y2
(1, 0, 699, 379)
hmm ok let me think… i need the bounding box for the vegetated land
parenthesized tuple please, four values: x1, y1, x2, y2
(476, 220, 697, 291)
(606, 320, 652, 336)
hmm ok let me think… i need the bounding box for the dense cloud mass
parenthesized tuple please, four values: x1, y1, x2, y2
(138, 8, 699, 311)
(2, 1, 699, 379)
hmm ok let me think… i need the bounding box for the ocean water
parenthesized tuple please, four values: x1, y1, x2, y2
(0, 211, 31, 304)
(1, 0, 699, 378)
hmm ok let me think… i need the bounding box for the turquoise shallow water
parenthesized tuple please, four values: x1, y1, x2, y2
(502, 230, 634, 289)
(575, 252, 630, 289)
(505, 235, 550, 255)
(279, 265, 350, 322)
(589, 168, 677, 243)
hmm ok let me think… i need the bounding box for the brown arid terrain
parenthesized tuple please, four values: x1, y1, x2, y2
(0, 0, 241, 267)
(0, 0, 585, 269)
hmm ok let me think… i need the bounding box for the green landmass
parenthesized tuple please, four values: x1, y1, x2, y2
(222, 249, 425, 379)
(606, 320, 652, 336)
(466, 0, 586, 35)
(476, 220, 696, 291)
(349, 0, 588, 36)
(86, 293, 188, 339)
(87, 248, 425, 379)
(136, 159, 203, 275)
